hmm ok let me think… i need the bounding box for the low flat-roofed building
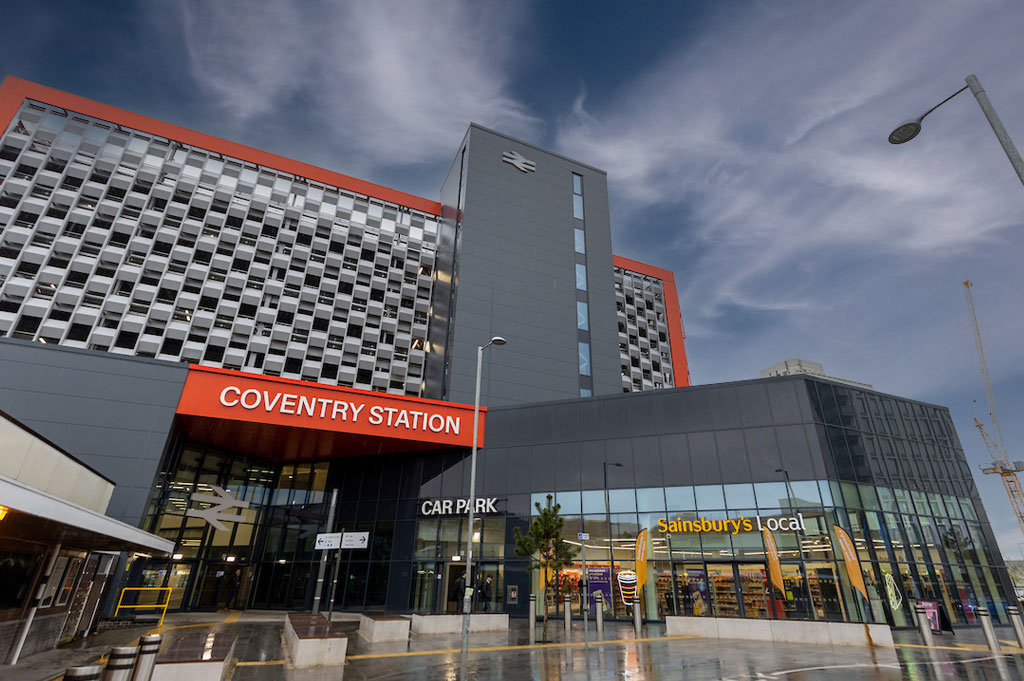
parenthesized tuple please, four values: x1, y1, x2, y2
(0, 409, 173, 664)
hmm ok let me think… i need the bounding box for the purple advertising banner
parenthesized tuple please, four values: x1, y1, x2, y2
(587, 567, 611, 612)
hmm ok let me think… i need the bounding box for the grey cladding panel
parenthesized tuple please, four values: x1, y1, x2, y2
(0, 339, 187, 525)
(446, 125, 619, 406)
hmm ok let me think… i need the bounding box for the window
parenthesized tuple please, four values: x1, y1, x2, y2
(575, 263, 587, 291)
(574, 228, 586, 254)
(161, 337, 183, 355)
(578, 341, 591, 376)
(576, 301, 589, 331)
(572, 173, 584, 219)
(115, 330, 139, 349)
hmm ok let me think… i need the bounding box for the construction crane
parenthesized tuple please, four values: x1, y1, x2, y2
(963, 280, 1024, 539)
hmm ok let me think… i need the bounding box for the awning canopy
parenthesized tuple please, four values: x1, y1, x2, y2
(0, 473, 174, 554)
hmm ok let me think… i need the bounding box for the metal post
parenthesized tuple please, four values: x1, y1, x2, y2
(65, 665, 104, 681)
(131, 635, 161, 681)
(311, 488, 338, 613)
(633, 596, 642, 637)
(103, 645, 139, 681)
(9, 541, 62, 664)
(978, 608, 1001, 652)
(563, 594, 572, 638)
(595, 590, 604, 638)
(581, 546, 589, 647)
(461, 343, 486, 654)
(966, 74, 1024, 188)
(1008, 605, 1024, 649)
(528, 594, 537, 643)
(326, 545, 342, 623)
(914, 603, 934, 647)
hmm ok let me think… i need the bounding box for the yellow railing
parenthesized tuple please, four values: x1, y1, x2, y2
(114, 587, 172, 626)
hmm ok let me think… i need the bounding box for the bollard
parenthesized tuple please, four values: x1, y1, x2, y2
(1008, 606, 1024, 650)
(132, 634, 162, 681)
(595, 590, 604, 638)
(914, 603, 934, 648)
(529, 594, 537, 643)
(633, 596, 642, 637)
(65, 665, 104, 681)
(564, 594, 572, 638)
(103, 645, 139, 681)
(978, 608, 1001, 652)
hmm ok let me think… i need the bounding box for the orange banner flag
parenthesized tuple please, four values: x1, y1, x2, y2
(762, 527, 785, 592)
(833, 525, 868, 601)
(635, 528, 649, 589)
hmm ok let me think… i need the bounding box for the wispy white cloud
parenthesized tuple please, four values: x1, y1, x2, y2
(555, 0, 1024, 393)
(178, 0, 542, 170)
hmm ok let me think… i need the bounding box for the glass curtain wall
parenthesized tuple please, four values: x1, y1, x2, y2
(528, 477, 1006, 625)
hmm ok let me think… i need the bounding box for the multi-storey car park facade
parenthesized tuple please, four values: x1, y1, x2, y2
(612, 256, 688, 392)
(0, 77, 1014, 632)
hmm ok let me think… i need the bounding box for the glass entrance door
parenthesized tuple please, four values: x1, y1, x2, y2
(737, 564, 770, 618)
(673, 564, 710, 617)
(706, 563, 740, 618)
(443, 564, 466, 614)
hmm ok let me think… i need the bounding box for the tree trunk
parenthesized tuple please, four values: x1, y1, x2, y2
(541, 565, 550, 641)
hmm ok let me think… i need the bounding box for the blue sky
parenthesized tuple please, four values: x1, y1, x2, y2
(4, 1, 1024, 557)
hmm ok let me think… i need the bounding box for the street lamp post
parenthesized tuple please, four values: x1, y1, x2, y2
(599, 462, 622, 622)
(888, 74, 1024, 187)
(603, 462, 623, 515)
(461, 336, 506, 655)
(775, 468, 794, 508)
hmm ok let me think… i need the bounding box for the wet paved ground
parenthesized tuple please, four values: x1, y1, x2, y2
(9, 612, 1024, 680)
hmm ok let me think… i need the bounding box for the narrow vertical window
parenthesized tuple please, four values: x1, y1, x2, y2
(575, 263, 587, 291)
(572, 173, 584, 219)
(574, 228, 586, 254)
(578, 342, 591, 376)
(576, 301, 589, 330)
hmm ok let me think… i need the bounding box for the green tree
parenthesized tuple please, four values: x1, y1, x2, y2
(513, 494, 579, 641)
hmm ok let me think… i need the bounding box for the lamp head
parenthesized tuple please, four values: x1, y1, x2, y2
(490, 336, 507, 346)
(888, 117, 923, 144)
(610, 462, 623, 468)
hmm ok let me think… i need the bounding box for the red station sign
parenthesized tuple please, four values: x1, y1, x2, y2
(175, 366, 483, 459)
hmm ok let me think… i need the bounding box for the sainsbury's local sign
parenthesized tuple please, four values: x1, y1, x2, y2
(176, 366, 482, 448)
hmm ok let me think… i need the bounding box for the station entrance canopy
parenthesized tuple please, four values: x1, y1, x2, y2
(175, 366, 484, 461)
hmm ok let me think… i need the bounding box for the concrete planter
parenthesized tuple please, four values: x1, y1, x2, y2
(284, 614, 348, 668)
(664, 616, 894, 648)
(410, 613, 510, 634)
(359, 614, 411, 641)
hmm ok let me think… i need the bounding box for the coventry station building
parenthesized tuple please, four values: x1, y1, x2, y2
(0, 76, 1014, 636)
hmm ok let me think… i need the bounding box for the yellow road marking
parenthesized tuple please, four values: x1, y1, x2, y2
(896, 641, 1024, 654)
(147, 610, 241, 635)
(235, 660, 287, 666)
(345, 634, 699, 660)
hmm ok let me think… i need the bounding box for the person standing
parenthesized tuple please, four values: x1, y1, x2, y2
(453, 572, 466, 614)
(224, 568, 242, 610)
(478, 576, 493, 612)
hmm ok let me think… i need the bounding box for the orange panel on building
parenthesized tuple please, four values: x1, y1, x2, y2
(176, 366, 483, 458)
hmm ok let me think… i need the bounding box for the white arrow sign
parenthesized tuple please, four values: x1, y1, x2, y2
(315, 532, 342, 550)
(341, 532, 369, 549)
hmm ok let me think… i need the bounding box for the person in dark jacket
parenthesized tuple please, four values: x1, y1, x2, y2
(224, 569, 242, 609)
(477, 576, 493, 612)
(452, 573, 466, 613)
